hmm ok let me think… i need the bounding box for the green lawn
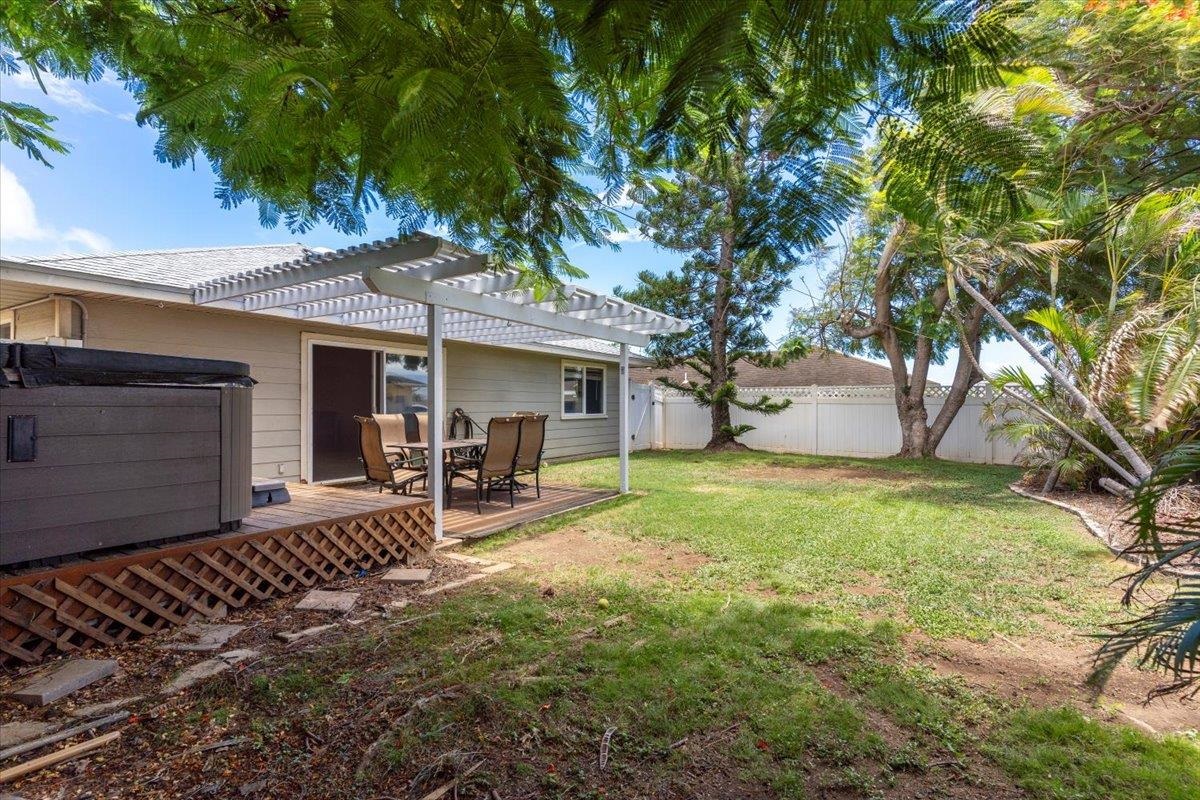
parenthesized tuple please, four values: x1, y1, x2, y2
(127, 452, 1200, 798)
(501, 450, 1128, 639)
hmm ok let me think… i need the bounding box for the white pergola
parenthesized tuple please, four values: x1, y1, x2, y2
(192, 233, 689, 539)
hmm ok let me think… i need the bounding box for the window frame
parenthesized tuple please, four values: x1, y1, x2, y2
(560, 360, 608, 419)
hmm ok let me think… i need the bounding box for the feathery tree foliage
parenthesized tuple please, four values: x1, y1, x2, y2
(2, 0, 1031, 283)
(1020, 0, 1200, 198)
(612, 111, 828, 449)
(1, 0, 622, 282)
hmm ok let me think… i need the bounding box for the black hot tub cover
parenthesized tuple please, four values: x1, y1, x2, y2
(0, 342, 255, 388)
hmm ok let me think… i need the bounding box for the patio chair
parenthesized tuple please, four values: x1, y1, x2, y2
(513, 413, 548, 497)
(446, 416, 522, 513)
(449, 407, 480, 439)
(402, 412, 429, 444)
(373, 413, 408, 450)
(354, 416, 427, 495)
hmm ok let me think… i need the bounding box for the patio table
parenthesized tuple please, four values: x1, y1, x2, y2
(386, 438, 487, 509)
(385, 438, 487, 454)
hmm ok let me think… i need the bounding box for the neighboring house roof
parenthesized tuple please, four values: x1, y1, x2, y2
(631, 350, 899, 387)
(13, 244, 321, 289)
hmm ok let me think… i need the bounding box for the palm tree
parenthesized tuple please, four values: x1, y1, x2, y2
(961, 187, 1199, 491)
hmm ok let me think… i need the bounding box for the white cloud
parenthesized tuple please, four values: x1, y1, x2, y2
(606, 227, 646, 244)
(9, 71, 110, 116)
(0, 163, 43, 240)
(63, 226, 113, 252)
(1, 165, 112, 253)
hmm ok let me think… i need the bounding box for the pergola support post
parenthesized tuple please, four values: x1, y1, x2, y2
(619, 343, 630, 494)
(427, 304, 444, 540)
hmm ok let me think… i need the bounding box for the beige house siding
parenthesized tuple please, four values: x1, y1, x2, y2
(69, 295, 618, 480)
(446, 343, 619, 462)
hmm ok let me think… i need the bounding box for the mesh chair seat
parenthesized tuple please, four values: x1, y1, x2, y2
(445, 416, 523, 513)
(356, 415, 426, 495)
(511, 414, 548, 498)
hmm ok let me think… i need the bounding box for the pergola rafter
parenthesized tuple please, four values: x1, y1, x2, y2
(191, 233, 688, 539)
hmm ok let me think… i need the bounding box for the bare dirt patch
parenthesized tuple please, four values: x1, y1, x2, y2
(913, 630, 1198, 734)
(490, 526, 712, 584)
(0, 552, 489, 798)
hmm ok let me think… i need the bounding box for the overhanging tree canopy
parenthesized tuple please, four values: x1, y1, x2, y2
(2, 0, 1028, 282)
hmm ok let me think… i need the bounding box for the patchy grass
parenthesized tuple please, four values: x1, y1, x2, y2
(485, 451, 1129, 640)
(986, 708, 1200, 800)
(27, 452, 1196, 799)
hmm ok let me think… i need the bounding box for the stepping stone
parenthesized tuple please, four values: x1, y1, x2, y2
(0, 721, 58, 748)
(295, 589, 360, 612)
(480, 562, 513, 574)
(442, 552, 492, 566)
(218, 649, 260, 661)
(67, 695, 144, 719)
(274, 623, 337, 644)
(159, 623, 246, 652)
(419, 573, 488, 596)
(164, 650, 259, 695)
(433, 537, 463, 550)
(381, 568, 432, 585)
(9, 659, 118, 707)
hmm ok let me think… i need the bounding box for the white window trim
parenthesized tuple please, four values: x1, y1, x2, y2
(560, 359, 607, 420)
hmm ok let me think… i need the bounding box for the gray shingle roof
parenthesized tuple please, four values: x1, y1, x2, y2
(15, 244, 321, 289)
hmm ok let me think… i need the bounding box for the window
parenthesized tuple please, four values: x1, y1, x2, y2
(562, 362, 606, 417)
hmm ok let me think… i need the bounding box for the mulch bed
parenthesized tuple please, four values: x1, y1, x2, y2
(1011, 480, 1199, 576)
(0, 551, 483, 798)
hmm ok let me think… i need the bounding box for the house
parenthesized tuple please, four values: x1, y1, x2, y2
(631, 349, 901, 389)
(1, 236, 685, 487)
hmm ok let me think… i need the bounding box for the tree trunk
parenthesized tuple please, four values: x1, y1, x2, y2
(838, 223, 1004, 460)
(921, 297, 989, 457)
(895, 394, 931, 457)
(705, 183, 741, 451)
(953, 271, 1152, 482)
(1042, 442, 1070, 493)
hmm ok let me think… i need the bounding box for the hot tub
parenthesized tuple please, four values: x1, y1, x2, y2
(1, 343, 254, 566)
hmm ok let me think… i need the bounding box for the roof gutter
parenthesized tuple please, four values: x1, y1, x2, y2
(1, 259, 192, 305)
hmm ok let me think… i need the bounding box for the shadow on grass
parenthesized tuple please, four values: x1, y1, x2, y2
(182, 574, 1197, 800)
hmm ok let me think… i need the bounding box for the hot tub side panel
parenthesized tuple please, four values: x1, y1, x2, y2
(0, 384, 224, 565)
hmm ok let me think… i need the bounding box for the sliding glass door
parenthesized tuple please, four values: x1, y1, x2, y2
(308, 341, 433, 483)
(311, 344, 377, 482)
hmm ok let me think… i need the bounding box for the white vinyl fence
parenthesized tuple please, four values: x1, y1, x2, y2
(630, 384, 1022, 465)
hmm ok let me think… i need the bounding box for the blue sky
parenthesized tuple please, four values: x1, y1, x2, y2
(0, 71, 1037, 383)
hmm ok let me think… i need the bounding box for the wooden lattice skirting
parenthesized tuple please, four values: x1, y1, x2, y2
(1, 500, 435, 667)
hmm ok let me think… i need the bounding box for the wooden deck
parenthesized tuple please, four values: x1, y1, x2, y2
(235, 484, 431, 535)
(345, 482, 619, 539)
(443, 484, 619, 538)
(1, 485, 434, 667)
